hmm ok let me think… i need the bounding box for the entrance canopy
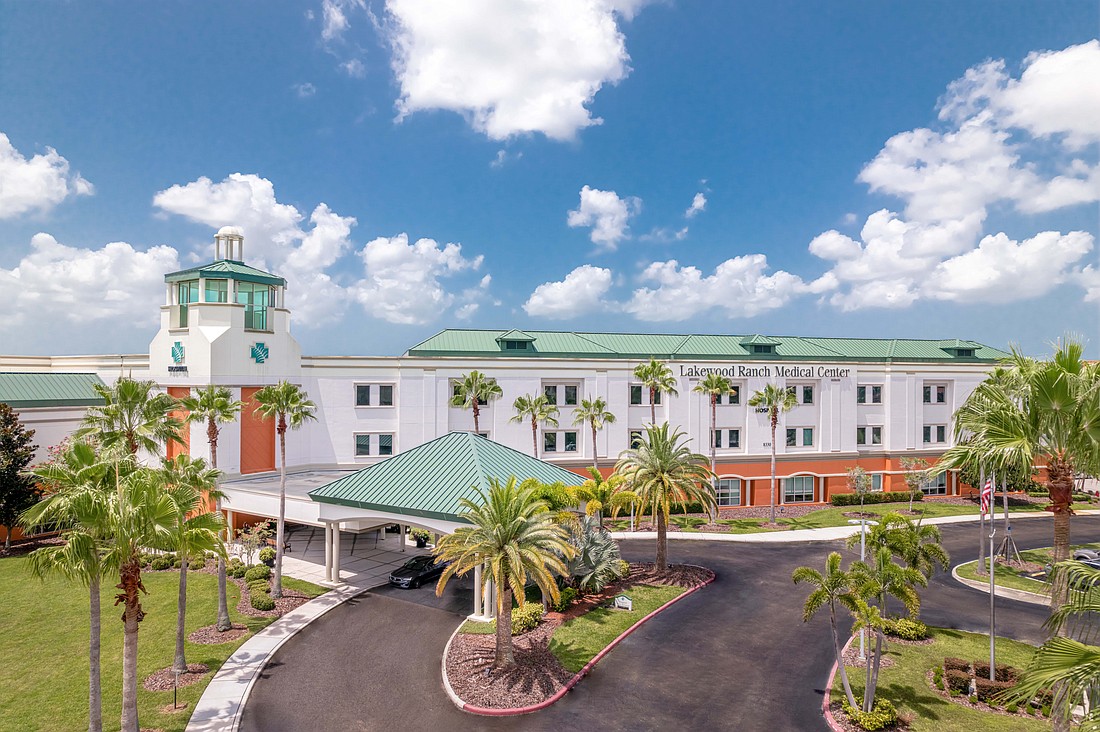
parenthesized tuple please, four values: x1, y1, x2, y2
(308, 431, 587, 527)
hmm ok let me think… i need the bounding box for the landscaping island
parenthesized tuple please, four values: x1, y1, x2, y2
(444, 562, 714, 713)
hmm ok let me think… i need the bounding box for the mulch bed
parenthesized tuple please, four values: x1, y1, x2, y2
(231, 576, 312, 618)
(188, 623, 250, 644)
(826, 700, 906, 732)
(446, 563, 713, 710)
(0, 536, 64, 558)
(143, 664, 209, 691)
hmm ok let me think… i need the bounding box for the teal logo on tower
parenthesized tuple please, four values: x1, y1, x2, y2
(250, 342, 269, 364)
(171, 341, 185, 364)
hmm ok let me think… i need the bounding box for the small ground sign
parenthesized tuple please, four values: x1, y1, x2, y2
(614, 594, 633, 611)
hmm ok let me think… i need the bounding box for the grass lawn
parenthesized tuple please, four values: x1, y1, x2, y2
(0, 554, 324, 732)
(956, 542, 1100, 595)
(548, 584, 684, 673)
(835, 627, 1045, 731)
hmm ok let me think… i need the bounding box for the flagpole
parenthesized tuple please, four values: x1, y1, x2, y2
(989, 471, 996, 680)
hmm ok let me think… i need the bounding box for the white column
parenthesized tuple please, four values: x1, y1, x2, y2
(323, 522, 333, 581)
(472, 564, 483, 617)
(401, 524, 407, 552)
(486, 568, 496, 619)
(332, 524, 342, 583)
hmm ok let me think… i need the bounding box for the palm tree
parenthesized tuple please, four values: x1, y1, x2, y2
(572, 397, 616, 470)
(563, 515, 624, 592)
(614, 423, 714, 570)
(939, 339, 1100, 608)
(159, 455, 225, 674)
(748, 383, 799, 525)
(509, 394, 559, 458)
(180, 385, 242, 632)
(449, 370, 502, 435)
(574, 467, 638, 529)
(792, 552, 860, 709)
(253, 381, 317, 598)
(22, 441, 114, 732)
(693, 373, 733, 522)
(75, 377, 183, 458)
(854, 511, 950, 584)
(633, 358, 678, 425)
(433, 477, 572, 669)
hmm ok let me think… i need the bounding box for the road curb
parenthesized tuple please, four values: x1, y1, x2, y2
(822, 634, 855, 731)
(443, 565, 717, 717)
(951, 562, 1050, 606)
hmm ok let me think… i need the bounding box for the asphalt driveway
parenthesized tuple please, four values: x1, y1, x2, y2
(241, 514, 1100, 732)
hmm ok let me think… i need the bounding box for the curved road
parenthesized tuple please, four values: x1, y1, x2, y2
(241, 515, 1100, 731)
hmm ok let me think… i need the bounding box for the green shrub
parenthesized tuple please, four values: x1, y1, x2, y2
(258, 547, 276, 563)
(943, 656, 969, 671)
(944, 669, 971, 695)
(884, 617, 929, 640)
(228, 556, 243, 567)
(969, 695, 978, 704)
(614, 559, 630, 579)
(974, 677, 1015, 704)
(1042, 704, 1051, 717)
(1006, 702, 1018, 714)
(150, 556, 172, 571)
(230, 564, 248, 578)
(250, 593, 276, 611)
(552, 587, 578, 612)
(840, 698, 898, 731)
(831, 491, 922, 507)
(248, 578, 270, 593)
(189, 558, 206, 570)
(172, 557, 183, 569)
(510, 603, 544, 635)
(973, 661, 1018, 683)
(931, 666, 944, 689)
(244, 565, 271, 582)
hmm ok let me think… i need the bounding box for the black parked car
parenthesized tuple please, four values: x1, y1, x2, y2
(388, 555, 449, 589)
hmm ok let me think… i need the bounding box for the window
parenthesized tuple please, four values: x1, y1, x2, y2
(356, 384, 394, 407)
(653, 390, 662, 405)
(716, 478, 741, 507)
(564, 385, 577, 406)
(543, 384, 578, 407)
(355, 434, 394, 456)
(545, 431, 577, 453)
(237, 282, 273, 331)
(924, 472, 947, 495)
(356, 385, 371, 406)
(629, 430, 644, 448)
(715, 386, 741, 406)
(204, 278, 228, 303)
(545, 385, 558, 405)
(630, 385, 643, 405)
(379, 385, 394, 407)
(923, 383, 947, 404)
(504, 340, 527, 350)
(871, 474, 883, 492)
(784, 475, 814, 503)
(857, 385, 882, 404)
(751, 344, 774, 354)
(544, 432, 557, 453)
(923, 425, 947, 444)
(802, 428, 813, 447)
(786, 428, 796, 447)
(856, 426, 882, 446)
(378, 434, 393, 455)
(788, 384, 814, 404)
(564, 431, 577, 452)
(713, 429, 740, 448)
(355, 434, 370, 456)
(176, 280, 198, 327)
(785, 428, 813, 447)
(956, 348, 975, 358)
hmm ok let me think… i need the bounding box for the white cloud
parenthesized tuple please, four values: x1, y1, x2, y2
(352, 234, 483, 325)
(639, 226, 688, 243)
(294, 82, 317, 98)
(340, 59, 366, 78)
(0, 133, 94, 219)
(625, 255, 808, 321)
(0, 233, 179, 331)
(1080, 266, 1100, 303)
(489, 149, 523, 169)
(383, 0, 644, 140)
(567, 185, 640, 251)
(321, 0, 364, 42)
(997, 41, 1100, 149)
(930, 230, 1093, 304)
(685, 192, 707, 218)
(523, 265, 613, 319)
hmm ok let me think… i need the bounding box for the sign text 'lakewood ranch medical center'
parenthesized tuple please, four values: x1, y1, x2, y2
(678, 364, 853, 379)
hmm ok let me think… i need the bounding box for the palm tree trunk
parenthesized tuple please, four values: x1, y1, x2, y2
(656, 507, 668, 571)
(649, 389, 656, 425)
(865, 630, 884, 712)
(494, 582, 515, 669)
(211, 420, 231, 632)
(531, 419, 538, 458)
(173, 557, 188, 673)
(472, 402, 480, 434)
(830, 607, 857, 708)
(89, 575, 102, 732)
(591, 422, 598, 470)
(769, 414, 778, 525)
(118, 557, 144, 732)
(274, 425, 286, 599)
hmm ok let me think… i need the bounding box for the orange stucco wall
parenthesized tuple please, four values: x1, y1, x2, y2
(239, 387, 275, 474)
(166, 386, 191, 460)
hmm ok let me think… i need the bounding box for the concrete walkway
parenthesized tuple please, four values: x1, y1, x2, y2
(609, 508, 1100, 543)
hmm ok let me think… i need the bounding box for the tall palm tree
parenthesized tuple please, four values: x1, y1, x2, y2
(853, 511, 950, 584)
(572, 396, 616, 470)
(180, 385, 242, 632)
(633, 358, 678, 425)
(614, 423, 714, 570)
(748, 383, 799, 525)
(75, 377, 183, 458)
(792, 552, 860, 708)
(449, 370, 502, 435)
(159, 455, 225, 674)
(574, 467, 638, 529)
(509, 394, 559, 458)
(253, 380, 317, 598)
(693, 373, 733, 521)
(940, 339, 1100, 607)
(433, 477, 572, 669)
(22, 441, 114, 732)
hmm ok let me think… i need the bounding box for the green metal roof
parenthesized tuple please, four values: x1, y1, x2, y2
(406, 329, 1010, 363)
(308, 431, 587, 523)
(164, 259, 286, 287)
(496, 329, 536, 343)
(0, 372, 107, 408)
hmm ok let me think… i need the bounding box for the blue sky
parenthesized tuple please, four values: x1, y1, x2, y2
(1, 1, 1097, 357)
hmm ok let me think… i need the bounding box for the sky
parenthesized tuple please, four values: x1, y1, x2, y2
(0, 1, 1098, 358)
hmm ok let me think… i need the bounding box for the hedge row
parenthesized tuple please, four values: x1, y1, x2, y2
(831, 491, 922, 507)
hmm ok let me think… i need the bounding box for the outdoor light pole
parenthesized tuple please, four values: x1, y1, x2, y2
(848, 518, 879, 661)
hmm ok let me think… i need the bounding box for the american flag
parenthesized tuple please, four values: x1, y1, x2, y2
(981, 478, 993, 514)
